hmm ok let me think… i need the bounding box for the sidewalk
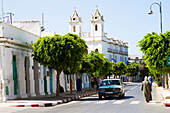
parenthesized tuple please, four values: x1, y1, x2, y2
(0, 89, 97, 107)
(155, 83, 170, 107)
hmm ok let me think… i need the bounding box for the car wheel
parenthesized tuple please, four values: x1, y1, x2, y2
(119, 94, 122, 99)
(99, 94, 102, 99)
(122, 93, 125, 98)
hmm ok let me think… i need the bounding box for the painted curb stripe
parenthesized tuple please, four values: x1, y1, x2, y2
(31, 104, 39, 107)
(10, 105, 25, 107)
(164, 103, 170, 106)
(44, 103, 53, 107)
(9, 91, 97, 107)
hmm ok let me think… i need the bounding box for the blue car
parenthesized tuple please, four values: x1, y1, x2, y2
(98, 79, 125, 99)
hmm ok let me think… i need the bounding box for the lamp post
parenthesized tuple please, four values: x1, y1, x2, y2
(148, 2, 163, 33)
(148, 2, 165, 88)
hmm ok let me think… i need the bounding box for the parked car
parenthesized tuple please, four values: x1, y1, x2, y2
(98, 79, 125, 99)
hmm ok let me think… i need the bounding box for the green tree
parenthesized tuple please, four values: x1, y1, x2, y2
(32, 33, 87, 96)
(138, 31, 170, 88)
(80, 51, 105, 90)
(138, 32, 170, 75)
(113, 62, 126, 78)
(97, 58, 112, 78)
(125, 63, 139, 81)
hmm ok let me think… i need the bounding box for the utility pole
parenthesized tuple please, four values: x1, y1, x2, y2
(41, 13, 45, 32)
(1, 0, 3, 22)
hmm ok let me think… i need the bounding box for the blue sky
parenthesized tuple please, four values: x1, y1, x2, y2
(3, 0, 170, 56)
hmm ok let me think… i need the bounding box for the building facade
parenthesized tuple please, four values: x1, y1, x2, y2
(0, 22, 68, 101)
(69, 9, 128, 64)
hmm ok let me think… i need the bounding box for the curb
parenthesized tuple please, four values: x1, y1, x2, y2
(10, 92, 97, 107)
(156, 87, 170, 107)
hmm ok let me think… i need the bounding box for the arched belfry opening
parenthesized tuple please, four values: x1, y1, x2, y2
(73, 26, 76, 32)
(95, 24, 98, 31)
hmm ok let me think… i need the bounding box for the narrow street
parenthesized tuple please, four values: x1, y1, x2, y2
(2, 83, 169, 113)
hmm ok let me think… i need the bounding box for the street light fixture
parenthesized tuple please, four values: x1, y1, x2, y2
(148, 10, 153, 15)
(148, 2, 163, 33)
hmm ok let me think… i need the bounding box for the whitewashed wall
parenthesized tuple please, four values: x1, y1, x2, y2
(0, 22, 38, 44)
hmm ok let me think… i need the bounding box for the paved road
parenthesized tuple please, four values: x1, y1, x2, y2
(1, 83, 170, 113)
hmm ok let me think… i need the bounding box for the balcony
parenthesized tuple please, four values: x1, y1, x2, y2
(113, 49, 118, 54)
(124, 51, 128, 55)
(107, 48, 113, 53)
(119, 50, 123, 54)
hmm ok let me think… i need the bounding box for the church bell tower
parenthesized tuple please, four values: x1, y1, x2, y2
(69, 9, 82, 37)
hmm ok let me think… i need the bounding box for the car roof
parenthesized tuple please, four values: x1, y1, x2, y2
(103, 79, 121, 81)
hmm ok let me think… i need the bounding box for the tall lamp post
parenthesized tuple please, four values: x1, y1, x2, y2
(148, 2, 163, 33)
(148, 2, 165, 88)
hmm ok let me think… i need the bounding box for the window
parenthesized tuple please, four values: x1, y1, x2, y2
(95, 17, 98, 19)
(73, 18, 76, 21)
(125, 57, 127, 64)
(109, 55, 111, 61)
(115, 56, 117, 62)
(73, 26, 76, 32)
(95, 24, 98, 31)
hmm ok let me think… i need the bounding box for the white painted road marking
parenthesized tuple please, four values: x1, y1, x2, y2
(147, 101, 156, 104)
(112, 100, 125, 104)
(130, 101, 140, 104)
(96, 100, 109, 104)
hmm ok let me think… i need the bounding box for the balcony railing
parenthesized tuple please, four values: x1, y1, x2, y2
(124, 51, 128, 55)
(81, 32, 91, 37)
(113, 49, 118, 53)
(119, 50, 123, 54)
(107, 48, 113, 53)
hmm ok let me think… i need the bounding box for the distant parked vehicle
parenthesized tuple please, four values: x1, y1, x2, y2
(98, 79, 125, 99)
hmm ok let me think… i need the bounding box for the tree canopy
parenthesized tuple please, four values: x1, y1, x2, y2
(32, 33, 87, 95)
(138, 31, 170, 75)
(113, 62, 126, 77)
(97, 58, 112, 78)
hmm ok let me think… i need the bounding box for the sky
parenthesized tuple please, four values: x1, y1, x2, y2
(2, 0, 170, 56)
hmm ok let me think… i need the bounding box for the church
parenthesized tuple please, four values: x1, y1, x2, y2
(69, 8, 128, 64)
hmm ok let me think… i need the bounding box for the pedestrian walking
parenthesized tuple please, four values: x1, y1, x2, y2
(141, 76, 152, 103)
(97, 77, 102, 89)
(91, 76, 94, 88)
(76, 76, 81, 92)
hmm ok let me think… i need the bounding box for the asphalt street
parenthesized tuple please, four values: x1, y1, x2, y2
(1, 83, 170, 113)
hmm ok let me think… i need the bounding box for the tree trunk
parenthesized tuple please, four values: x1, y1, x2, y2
(70, 74, 72, 94)
(56, 69, 62, 96)
(165, 74, 169, 89)
(80, 73, 83, 93)
(88, 75, 91, 90)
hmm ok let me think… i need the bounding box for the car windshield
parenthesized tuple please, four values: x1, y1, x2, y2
(102, 80, 120, 85)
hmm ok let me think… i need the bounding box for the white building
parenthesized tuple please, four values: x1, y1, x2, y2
(0, 22, 39, 101)
(69, 9, 128, 64)
(0, 21, 67, 101)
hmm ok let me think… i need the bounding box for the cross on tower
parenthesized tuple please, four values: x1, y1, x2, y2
(74, 7, 76, 11)
(96, 5, 98, 9)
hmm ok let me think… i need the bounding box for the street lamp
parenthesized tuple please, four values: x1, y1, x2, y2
(148, 2, 163, 33)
